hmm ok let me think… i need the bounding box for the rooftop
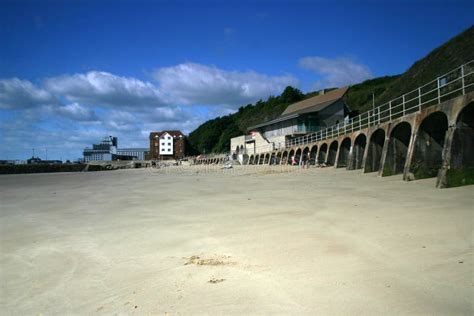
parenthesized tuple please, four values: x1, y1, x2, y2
(248, 87, 349, 130)
(150, 130, 185, 138)
(281, 86, 349, 116)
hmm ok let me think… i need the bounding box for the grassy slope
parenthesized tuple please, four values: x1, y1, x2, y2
(374, 25, 474, 105)
(187, 25, 474, 154)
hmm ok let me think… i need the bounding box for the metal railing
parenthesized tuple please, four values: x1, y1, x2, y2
(283, 60, 474, 149)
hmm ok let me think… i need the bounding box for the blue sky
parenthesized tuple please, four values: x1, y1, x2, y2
(1, 0, 473, 161)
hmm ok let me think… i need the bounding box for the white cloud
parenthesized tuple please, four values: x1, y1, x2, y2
(0, 78, 57, 109)
(299, 56, 372, 89)
(56, 102, 98, 122)
(154, 63, 298, 108)
(1, 63, 301, 159)
(44, 71, 166, 108)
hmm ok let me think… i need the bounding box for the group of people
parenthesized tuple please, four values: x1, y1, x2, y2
(291, 153, 310, 168)
(268, 153, 310, 168)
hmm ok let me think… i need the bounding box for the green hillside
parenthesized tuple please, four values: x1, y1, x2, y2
(187, 25, 474, 155)
(188, 86, 305, 154)
(372, 25, 474, 106)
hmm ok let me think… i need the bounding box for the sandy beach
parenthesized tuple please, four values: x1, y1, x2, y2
(0, 166, 473, 315)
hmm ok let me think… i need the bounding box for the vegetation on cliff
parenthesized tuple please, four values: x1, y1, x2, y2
(187, 26, 474, 155)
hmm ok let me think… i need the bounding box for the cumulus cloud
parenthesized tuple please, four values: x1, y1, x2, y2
(56, 103, 98, 122)
(0, 78, 57, 109)
(1, 63, 302, 159)
(299, 56, 372, 89)
(44, 71, 166, 108)
(154, 63, 298, 108)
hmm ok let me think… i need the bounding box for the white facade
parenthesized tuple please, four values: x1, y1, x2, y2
(83, 136, 147, 162)
(159, 132, 174, 155)
(230, 132, 274, 156)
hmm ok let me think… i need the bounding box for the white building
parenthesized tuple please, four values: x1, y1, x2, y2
(83, 136, 117, 162)
(159, 132, 174, 156)
(83, 136, 148, 162)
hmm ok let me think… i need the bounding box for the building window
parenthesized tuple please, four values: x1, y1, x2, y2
(168, 136, 171, 140)
(162, 143, 165, 146)
(168, 142, 171, 146)
(168, 148, 171, 152)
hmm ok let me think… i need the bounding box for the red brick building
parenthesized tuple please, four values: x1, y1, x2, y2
(149, 130, 185, 160)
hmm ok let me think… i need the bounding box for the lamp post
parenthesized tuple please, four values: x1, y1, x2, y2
(372, 91, 375, 111)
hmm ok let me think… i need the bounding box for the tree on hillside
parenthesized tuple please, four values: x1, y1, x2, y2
(279, 86, 304, 104)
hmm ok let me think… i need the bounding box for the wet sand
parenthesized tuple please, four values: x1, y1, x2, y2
(0, 166, 473, 314)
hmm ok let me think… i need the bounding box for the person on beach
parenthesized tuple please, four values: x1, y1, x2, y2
(302, 153, 308, 168)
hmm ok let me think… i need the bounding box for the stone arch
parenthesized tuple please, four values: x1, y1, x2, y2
(259, 154, 265, 165)
(235, 146, 240, 155)
(383, 122, 412, 176)
(310, 145, 318, 165)
(282, 151, 288, 165)
(337, 138, 351, 168)
(351, 134, 366, 170)
(276, 152, 282, 165)
(445, 102, 474, 186)
(242, 154, 249, 165)
(302, 146, 310, 165)
(249, 155, 254, 165)
(264, 153, 270, 164)
(365, 129, 385, 172)
(288, 149, 295, 165)
(295, 148, 302, 165)
(327, 140, 338, 166)
(410, 112, 449, 179)
(270, 152, 276, 165)
(318, 143, 328, 164)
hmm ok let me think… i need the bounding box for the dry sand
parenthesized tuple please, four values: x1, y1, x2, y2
(0, 166, 473, 315)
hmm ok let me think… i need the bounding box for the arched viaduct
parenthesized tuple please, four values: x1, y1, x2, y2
(243, 92, 473, 188)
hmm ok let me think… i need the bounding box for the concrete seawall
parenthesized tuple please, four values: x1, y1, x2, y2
(196, 92, 473, 188)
